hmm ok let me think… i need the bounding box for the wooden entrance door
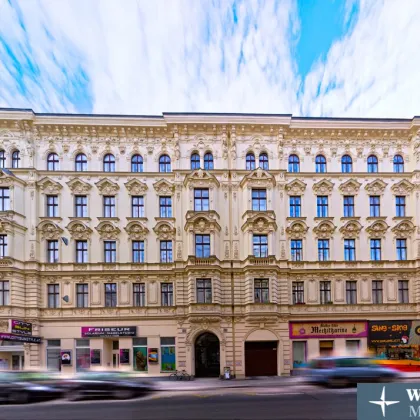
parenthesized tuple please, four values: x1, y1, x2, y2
(245, 341, 278, 377)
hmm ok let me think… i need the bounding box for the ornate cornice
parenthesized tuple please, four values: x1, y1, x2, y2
(66, 178, 92, 194)
(391, 179, 415, 195)
(286, 220, 308, 239)
(365, 179, 387, 195)
(153, 221, 176, 240)
(153, 179, 175, 195)
(339, 220, 363, 239)
(184, 169, 220, 187)
(392, 220, 416, 238)
(37, 177, 63, 194)
(241, 213, 277, 233)
(124, 179, 148, 195)
(95, 221, 121, 239)
(338, 179, 362, 195)
(95, 178, 120, 195)
(312, 179, 334, 195)
(239, 167, 276, 188)
(366, 220, 389, 238)
(285, 179, 306, 195)
(185, 212, 221, 233)
(66, 220, 93, 240)
(313, 220, 336, 239)
(124, 221, 149, 240)
(37, 220, 63, 240)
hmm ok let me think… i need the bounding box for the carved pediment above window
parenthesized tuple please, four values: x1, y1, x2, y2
(153, 221, 176, 240)
(37, 177, 63, 194)
(124, 221, 149, 240)
(240, 168, 276, 188)
(124, 179, 148, 195)
(392, 220, 416, 238)
(95, 178, 120, 195)
(66, 178, 92, 194)
(95, 221, 121, 239)
(184, 169, 220, 187)
(66, 221, 93, 240)
(0, 170, 25, 187)
(339, 179, 362, 195)
(312, 179, 334, 195)
(185, 213, 221, 233)
(313, 220, 336, 239)
(37, 220, 63, 240)
(242, 214, 277, 233)
(339, 220, 363, 239)
(153, 179, 175, 195)
(0, 217, 14, 234)
(285, 179, 306, 195)
(366, 220, 389, 238)
(286, 220, 308, 239)
(391, 179, 415, 195)
(365, 179, 387, 195)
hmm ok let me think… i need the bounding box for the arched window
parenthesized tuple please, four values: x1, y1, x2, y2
(259, 153, 269, 170)
(246, 153, 256, 171)
(190, 153, 200, 170)
(315, 155, 327, 173)
(341, 155, 352, 173)
(75, 153, 87, 172)
(103, 154, 115, 173)
(131, 154, 143, 173)
(288, 154, 300, 173)
(367, 155, 378, 173)
(12, 150, 20, 169)
(47, 153, 59, 171)
(393, 155, 404, 173)
(159, 155, 171, 173)
(204, 152, 214, 170)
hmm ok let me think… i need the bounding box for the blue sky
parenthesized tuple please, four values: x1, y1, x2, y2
(0, 0, 419, 117)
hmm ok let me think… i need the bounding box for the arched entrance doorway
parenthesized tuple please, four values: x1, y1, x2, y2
(195, 332, 220, 378)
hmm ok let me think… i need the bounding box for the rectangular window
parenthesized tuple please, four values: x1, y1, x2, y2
(0, 188, 10, 211)
(0, 281, 9, 305)
(320, 281, 331, 304)
(104, 241, 116, 263)
(344, 239, 356, 261)
(346, 340, 360, 355)
(103, 196, 116, 218)
(396, 238, 407, 261)
(159, 197, 172, 218)
(254, 279, 269, 303)
(76, 240, 88, 263)
(196, 279, 212, 304)
(194, 189, 210, 211)
(317, 239, 330, 261)
(372, 280, 383, 304)
(132, 241, 145, 263)
(346, 281, 357, 304)
(160, 241, 173, 263)
(370, 196, 380, 217)
(46, 195, 58, 217)
(76, 284, 88, 308)
(105, 283, 117, 307)
(76, 339, 90, 372)
(47, 284, 60, 308)
(195, 234, 211, 258)
(396, 196, 406, 217)
(133, 283, 146, 307)
(0, 235, 7, 258)
(133, 338, 148, 372)
(289, 196, 301, 217)
(292, 282, 304, 304)
(161, 283, 173, 306)
(47, 340, 61, 371)
(131, 196, 145, 218)
(161, 337, 176, 372)
(398, 280, 409, 303)
(317, 196, 328, 217)
(253, 234, 268, 258)
(75, 195, 88, 218)
(47, 240, 59, 263)
(370, 239, 381, 261)
(291, 240, 303, 261)
(292, 341, 307, 369)
(251, 189, 267, 211)
(343, 196, 355, 217)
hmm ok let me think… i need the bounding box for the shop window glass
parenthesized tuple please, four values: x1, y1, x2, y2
(47, 340, 61, 371)
(76, 339, 90, 372)
(292, 341, 306, 368)
(346, 340, 360, 355)
(161, 337, 176, 372)
(133, 338, 148, 372)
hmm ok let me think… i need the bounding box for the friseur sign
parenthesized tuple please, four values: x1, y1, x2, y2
(81, 327, 137, 338)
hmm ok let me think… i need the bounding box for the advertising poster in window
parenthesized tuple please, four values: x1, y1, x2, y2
(148, 348, 158, 364)
(60, 350, 72, 366)
(120, 349, 130, 364)
(133, 347, 147, 371)
(161, 346, 176, 371)
(90, 349, 101, 365)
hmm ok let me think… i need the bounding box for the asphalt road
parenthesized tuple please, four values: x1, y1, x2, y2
(0, 387, 357, 420)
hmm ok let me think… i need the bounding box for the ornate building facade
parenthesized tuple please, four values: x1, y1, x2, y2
(0, 109, 419, 376)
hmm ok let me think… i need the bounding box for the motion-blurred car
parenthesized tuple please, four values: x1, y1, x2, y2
(0, 371, 62, 404)
(306, 356, 401, 388)
(62, 371, 154, 401)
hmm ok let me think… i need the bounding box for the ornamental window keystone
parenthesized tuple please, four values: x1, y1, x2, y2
(67, 178, 92, 195)
(338, 179, 362, 195)
(365, 179, 387, 195)
(285, 179, 306, 195)
(312, 179, 334, 195)
(37, 177, 63, 194)
(95, 178, 120, 195)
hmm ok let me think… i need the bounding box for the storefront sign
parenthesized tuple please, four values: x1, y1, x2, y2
(60, 350, 72, 366)
(290, 321, 368, 339)
(0, 333, 41, 344)
(368, 321, 420, 346)
(90, 349, 101, 365)
(120, 349, 130, 364)
(148, 348, 158, 363)
(10, 320, 32, 336)
(81, 326, 137, 338)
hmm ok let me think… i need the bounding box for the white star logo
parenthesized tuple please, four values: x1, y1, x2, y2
(369, 386, 400, 417)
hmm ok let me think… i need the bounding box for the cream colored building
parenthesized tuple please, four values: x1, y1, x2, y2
(0, 109, 419, 376)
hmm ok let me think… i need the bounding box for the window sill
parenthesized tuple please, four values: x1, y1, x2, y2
(340, 216, 361, 221)
(366, 216, 387, 221)
(69, 217, 91, 221)
(314, 217, 334, 221)
(97, 217, 120, 221)
(39, 217, 62, 221)
(126, 217, 148, 222)
(393, 216, 413, 221)
(154, 217, 176, 221)
(286, 217, 307, 221)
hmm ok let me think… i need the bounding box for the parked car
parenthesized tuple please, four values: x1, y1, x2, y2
(0, 371, 62, 404)
(62, 371, 154, 401)
(306, 357, 401, 388)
